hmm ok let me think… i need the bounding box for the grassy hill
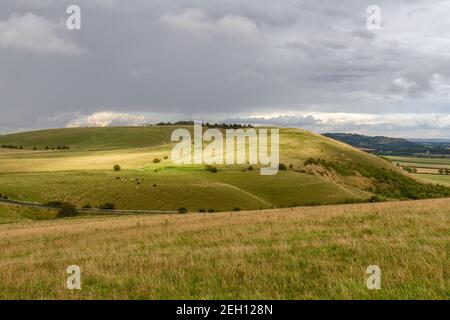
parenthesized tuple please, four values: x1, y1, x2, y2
(0, 126, 449, 212)
(0, 126, 176, 151)
(0, 198, 448, 299)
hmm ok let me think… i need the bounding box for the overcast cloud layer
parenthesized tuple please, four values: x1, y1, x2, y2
(0, 0, 449, 137)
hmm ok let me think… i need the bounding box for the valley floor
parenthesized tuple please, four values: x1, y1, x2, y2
(0, 198, 448, 299)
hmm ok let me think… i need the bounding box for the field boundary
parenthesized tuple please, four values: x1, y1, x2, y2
(0, 198, 178, 215)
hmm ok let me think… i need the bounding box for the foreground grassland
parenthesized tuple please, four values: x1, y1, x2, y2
(0, 199, 448, 299)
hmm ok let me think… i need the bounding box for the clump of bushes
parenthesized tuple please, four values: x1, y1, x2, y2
(403, 166, 417, 174)
(207, 209, 215, 213)
(304, 158, 354, 176)
(278, 163, 287, 171)
(57, 203, 78, 218)
(178, 207, 188, 214)
(1, 144, 20, 149)
(233, 207, 241, 212)
(43, 201, 78, 218)
(113, 164, 121, 171)
(153, 158, 161, 163)
(205, 165, 218, 173)
(304, 201, 322, 207)
(198, 209, 206, 213)
(99, 203, 116, 210)
(370, 195, 387, 203)
(82, 204, 92, 209)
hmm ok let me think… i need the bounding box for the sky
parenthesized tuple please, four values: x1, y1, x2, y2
(0, 0, 449, 138)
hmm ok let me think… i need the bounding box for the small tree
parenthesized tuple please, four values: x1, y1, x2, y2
(205, 165, 218, 173)
(279, 163, 287, 171)
(113, 164, 121, 171)
(178, 207, 188, 214)
(153, 158, 161, 163)
(99, 203, 116, 210)
(404, 166, 416, 173)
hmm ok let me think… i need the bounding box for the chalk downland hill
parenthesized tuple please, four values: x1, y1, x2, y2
(0, 126, 449, 212)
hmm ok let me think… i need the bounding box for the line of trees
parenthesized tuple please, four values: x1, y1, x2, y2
(438, 168, 450, 175)
(1, 145, 70, 150)
(155, 121, 253, 129)
(1, 144, 22, 149)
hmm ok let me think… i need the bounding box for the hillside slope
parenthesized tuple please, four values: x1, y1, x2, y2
(0, 126, 449, 211)
(0, 126, 176, 150)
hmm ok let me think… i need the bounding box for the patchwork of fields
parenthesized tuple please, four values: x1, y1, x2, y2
(388, 156, 450, 186)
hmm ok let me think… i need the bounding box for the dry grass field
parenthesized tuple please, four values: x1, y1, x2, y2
(0, 198, 448, 299)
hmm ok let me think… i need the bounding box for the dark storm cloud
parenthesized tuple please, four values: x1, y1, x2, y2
(0, 0, 449, 137)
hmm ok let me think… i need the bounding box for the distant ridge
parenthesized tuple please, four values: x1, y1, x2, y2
(323, 133, 450, 156)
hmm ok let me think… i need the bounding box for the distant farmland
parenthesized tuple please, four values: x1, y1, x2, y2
(388, 156, 450, 186)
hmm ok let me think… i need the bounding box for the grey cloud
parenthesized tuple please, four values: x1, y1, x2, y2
(223, 113, 450, 139)
(224, 115, 321, 127)
(0, 0, 449, 137)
